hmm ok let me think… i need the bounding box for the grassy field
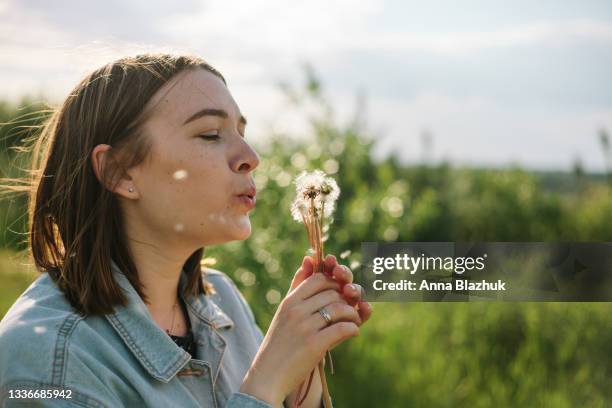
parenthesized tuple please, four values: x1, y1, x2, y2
(1, 249, 611, 407)
(0, 249, 38, 317)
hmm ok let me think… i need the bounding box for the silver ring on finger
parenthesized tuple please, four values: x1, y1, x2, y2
(318, 307, 333, 326)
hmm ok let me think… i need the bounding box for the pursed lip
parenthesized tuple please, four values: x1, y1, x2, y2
(235, 185, 257, 208)
(236, 186, 257, 199)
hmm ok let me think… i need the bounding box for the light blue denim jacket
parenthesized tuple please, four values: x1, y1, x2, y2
(0, 260, 323, 407)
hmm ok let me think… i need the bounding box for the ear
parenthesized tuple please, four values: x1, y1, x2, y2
(91, 144, 139, 199)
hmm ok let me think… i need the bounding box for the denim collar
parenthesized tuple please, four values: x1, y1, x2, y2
(106, 259, 234, 383)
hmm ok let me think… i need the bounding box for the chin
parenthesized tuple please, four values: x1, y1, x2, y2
(233, 224, 252, 241)
(225, 216, 253, 242)
(200, 228, 252, 246)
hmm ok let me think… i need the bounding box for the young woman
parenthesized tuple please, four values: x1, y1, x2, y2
(0, 54, 372, 407)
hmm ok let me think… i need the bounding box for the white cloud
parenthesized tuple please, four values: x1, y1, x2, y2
(0, 0, 611, 171)
(344, 19, 612, 56)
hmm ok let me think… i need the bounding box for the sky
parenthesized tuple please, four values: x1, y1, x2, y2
(1, 0, 611, 172)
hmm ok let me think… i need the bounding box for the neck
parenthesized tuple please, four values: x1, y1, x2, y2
(125, 236, 193, 324)
(121, 206, 200, 335)
(130, 244, 192, 336)
(133, 248, 184, 312)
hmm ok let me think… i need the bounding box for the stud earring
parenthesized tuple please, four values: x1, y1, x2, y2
(128, 187, 134, 193)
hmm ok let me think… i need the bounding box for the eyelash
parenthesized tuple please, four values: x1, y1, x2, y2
(198, 133, 220, 140)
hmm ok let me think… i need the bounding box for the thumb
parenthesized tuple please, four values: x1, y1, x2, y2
(288, 256, 314, 293)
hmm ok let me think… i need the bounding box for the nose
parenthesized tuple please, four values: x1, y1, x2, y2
(232, 139, 260, 173)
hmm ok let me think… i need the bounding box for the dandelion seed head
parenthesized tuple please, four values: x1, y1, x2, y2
(292, 169, 341, 219)
(320, 177, 340, 201)
(303, 186, 319, 200)
(294, 170, 326, 195)
(317, 177, 340, 214)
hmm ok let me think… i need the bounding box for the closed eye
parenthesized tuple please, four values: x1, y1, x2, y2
(198, 133, 220, 140)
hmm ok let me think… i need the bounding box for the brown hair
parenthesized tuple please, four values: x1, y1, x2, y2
(3, 54, 223, 316)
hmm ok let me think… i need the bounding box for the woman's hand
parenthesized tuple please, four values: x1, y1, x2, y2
(239, 256, 367, 407)
(285, 255, 373, 407)
(290, 255, 373, 325)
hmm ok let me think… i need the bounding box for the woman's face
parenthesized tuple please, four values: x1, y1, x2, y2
(127, 68, 259, 248)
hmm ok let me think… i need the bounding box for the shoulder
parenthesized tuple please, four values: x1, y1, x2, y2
(201, 268, 261, 328)
(202, 267, 246, 307)
(0, 274, 104, 405)
(203, 267, 237, 291)
(0, 273, 81, 369)
(203, 267, 253, 305)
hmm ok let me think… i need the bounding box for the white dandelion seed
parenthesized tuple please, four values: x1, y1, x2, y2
(292, 170, 340, 219)
(290, 200, 307, 223)
(173, 169, 188, 180)
(316, 176, 340, 217)
(294, 170, 326, 199)
(290, 169, 340, 265)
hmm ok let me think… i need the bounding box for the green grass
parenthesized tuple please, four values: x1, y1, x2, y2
(0, 249, 38, 318)
(1, 249, 610, 406)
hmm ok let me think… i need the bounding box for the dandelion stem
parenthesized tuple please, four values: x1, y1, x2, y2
(291, 170, 340, 408)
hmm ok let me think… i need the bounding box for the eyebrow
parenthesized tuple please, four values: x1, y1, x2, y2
(183, 108, 247, 126)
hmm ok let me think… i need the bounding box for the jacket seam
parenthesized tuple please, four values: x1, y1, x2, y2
(51, 313, 84, 387)
(211, 326, 228, 386)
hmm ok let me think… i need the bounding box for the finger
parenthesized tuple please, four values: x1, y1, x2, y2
(357, 301, 373, 324)
(288, 256, 314, 293)
(323, 254, 337, 276)
(316, 321, 360, 352)
(332, 264, 353, 286)
(300, 288, 347, 315)
(292, 272, 341, 302)
(307, 302, 362, 330)
(342, 283, 362, 306)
